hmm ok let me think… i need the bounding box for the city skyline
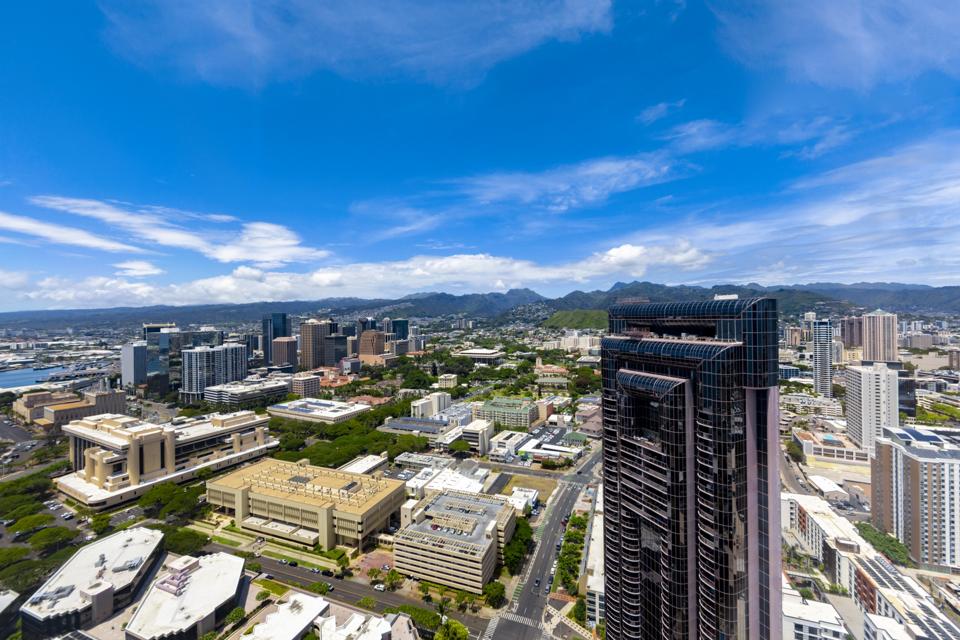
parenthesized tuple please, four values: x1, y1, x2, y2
(3, 2, 960, 311)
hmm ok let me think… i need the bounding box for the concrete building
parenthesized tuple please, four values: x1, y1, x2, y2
(410, 392, 451, 419)
(121, 341, 147, 388)
(272, 336, 299, 370)
(300, 319, 336, 370)
(873, 427, 960, 570)
(262, 312, 291, 368)
(180, 343, 248, 403)
(947, 348, 960, 371)
(56, 411, 276, 509)
(248, 593, 420, 640)
(475, 397, 539, 430)
(358, 331, 386, 365)
(863, 310, 899, 363)
(12, 389, 79, 424)
(806, 475, 849, 502)
(437, 373, 458, 389)
(291, 372, 321, 398)
(459, 419, 493, 455)
(203, 376, 291, 409)
(393, 452, 455, 471)
(267, 398, 371, 424)
(378, 416, 458, 445)
(338, 454, 389, 476)
(394, 490, 516, 593)
(206, 459, 406, 550)
(781, 578, 846, 640)
(812, 317, 834, 397)
(488, 429, 532, 462)
(453, 348, 504, 366)
(20, 528, 164, 640)
(125, 553, 244, 640)
(846, 362, 899, 454)
(35, 387, 126, 432)
(586, 485, 605, 628)
(841, 316, 864, 348)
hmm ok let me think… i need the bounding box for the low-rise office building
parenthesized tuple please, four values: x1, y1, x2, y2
(248, 593, 420, 640)
(291, 373, 320, 398)
(394, 490, 516, 594)
(393, 452, 455, 471)
(203, 376, 291, 408)
(437, 373, 458, 389)
(378, 416, 458, 445)
(453, 348, 504, 366)
(206, 459, 406, 550)
(20, 528, 164, 640)
(475, 397, 539, 430)
(125, 553, 245, 640)
(338, 454, 389, 476)
(267, 398, 371, 424)
(782, 578, 846, 640)
(488, 429, 532, 463)
(12, 390, 79, 424)
(585, 485, 605, 628)
(56, 411, 277, 509)
(34, 388, 126, 432)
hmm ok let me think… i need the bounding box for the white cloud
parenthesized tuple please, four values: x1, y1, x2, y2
(0, 270, 29, 290)
(0, 210, 144, 253)
(456, 152, 678, 212)
(113, 260, 165, 277)
(636, 99, 686, 125)
(713, 0, 960, 90)
(100, 0, 612, 88)
(29, 196, 329, 267)
(664, 116, 853, 157)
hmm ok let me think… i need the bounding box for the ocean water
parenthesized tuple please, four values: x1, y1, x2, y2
(0, 366, 68, 390)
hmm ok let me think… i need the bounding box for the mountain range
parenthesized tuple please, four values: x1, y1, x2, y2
(0, 282, 956, 330)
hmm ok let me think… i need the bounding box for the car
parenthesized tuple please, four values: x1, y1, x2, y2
(264, 574, 274, 580)
(326, 583, 334, 592)
(534, 578, 541, 587)
(374, 584, 386, 592)
(279, 559, 288, 565)
(381, 563, 391, 571)
(311, 567, 320, 574)
(544, 585, 550, 594)
(61, 513, 73, 521)
(321, 569, 334, 577)
(288, 561, 298, 567)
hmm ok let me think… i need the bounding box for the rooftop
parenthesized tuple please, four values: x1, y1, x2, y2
(127, 553, 244, 639)
(249, 593, 328, 640)
(208, 458, 405, 515)
(268, 398, 371, 421)
(22, 527, 164, 621)
(397, 490, 510, 557)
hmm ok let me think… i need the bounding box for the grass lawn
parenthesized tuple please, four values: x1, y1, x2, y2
(260, 549, 323, 570)
(503, 474, 558, 502)
(213, 535, 241, 547)
(253, 578, 289, 596)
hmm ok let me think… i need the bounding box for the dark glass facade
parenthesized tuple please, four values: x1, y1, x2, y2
(602, 298, 781, 640)
(261, 312, 291, 366)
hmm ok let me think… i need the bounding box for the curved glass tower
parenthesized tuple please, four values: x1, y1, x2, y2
(601, 298, 780, 640)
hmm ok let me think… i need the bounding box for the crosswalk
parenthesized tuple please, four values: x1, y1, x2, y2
(479, 616, 500, 640)
(501, 611, 544, 629)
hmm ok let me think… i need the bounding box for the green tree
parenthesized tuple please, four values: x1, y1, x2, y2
(483, 581, 506, 608)
(419, 582, 431, 600)
(786, 440, 805, 464)
(448, 439, 471, 456)
(90, 513, 112, 535)
(308, 582, 330, 595)
(200, 633, 218, 640)
(28, 527, 76, 554)
(384, 569, 404, 591)
(225, 607, 246, 625)
(571, 596, 587, 625)
(435, 620, 469, 640)
(256, 590, 271, 601)
(8, 513, 54, 534)
(0, 546, 30, 570)
(367, 567, 382, 583)
(357, 596, 377, 610)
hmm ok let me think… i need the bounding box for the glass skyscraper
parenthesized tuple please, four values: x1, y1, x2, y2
(262, 312, 291, 366)
(601, 298, 781, 640)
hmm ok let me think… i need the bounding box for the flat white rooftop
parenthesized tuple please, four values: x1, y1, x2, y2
(338, 454, 387, 475)
(22, 527, 163, 621)
(250, 593, 328, 640)
(126, 552, 244, 639)
(267, 398, 370, 422)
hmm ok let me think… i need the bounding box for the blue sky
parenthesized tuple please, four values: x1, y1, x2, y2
(1, 1, 960, 311)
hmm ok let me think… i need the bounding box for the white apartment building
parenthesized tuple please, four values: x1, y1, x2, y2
(812, 318, 833, 397)
(180, 343, 248, 403)
(437, 373, 458, 389)
(863, 310, 899, 363)
(782, 577, 846, 640)
(203, 376, 291, 408)
(845, 362, 899, 454)
(410, 392, 451, 419)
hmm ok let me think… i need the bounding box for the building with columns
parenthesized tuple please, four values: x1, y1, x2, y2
(55, 411, 277, 509)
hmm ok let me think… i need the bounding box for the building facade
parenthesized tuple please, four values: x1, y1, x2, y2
(35, 387, 126, 432)
(863, 310, 899, 363)
(180, 343, 248, 403)
(873, 427, 960, 570)
(602, 298, 781, 640)
(271, 336, 298, 369)
(812, 318, 833, 397)
(262, 312, 291, 366)
(846, 363, 899, 454)
(475, 397, 539, 429)
(121, 341, 147, 388)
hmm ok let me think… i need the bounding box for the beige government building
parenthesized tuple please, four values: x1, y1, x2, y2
(394, 490, 516, 593)
(206, 458, 405, 551)
(56, 411, 277, 509)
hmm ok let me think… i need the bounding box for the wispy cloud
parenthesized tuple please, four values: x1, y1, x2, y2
(100, 0, 612, 88)
(0, 210, 144, 253)
(636, 99, 686, 125)
(455, 152, 679, 212)
(113, 260, 165, 277)
(713, 0, 960, 90)
(29, 196, 329, 267)
(664, 116, 854, 158)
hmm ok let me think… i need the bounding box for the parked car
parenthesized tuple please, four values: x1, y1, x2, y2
(374, 584, 386, 592)
(288, 561, 298, 567)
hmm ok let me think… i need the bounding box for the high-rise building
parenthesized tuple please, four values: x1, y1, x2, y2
(261, 312, 291, 366)
(812, 317, 833, 397)
(300, 319, 333, 369)
(840, 316, 863, 348)
(862, 309, 898, 363)
(949, 348, 960, 371)
(323, 333, 348, 366)
(392, 319, 410, 340)
(359, 330, 386, 364)
(121, 341, 147, 388)
(602, 298, 780, 640)
(845, 362, 899, 454)
(180, 344, 247, 403)
(873, 427, 960, 569)
(271, 336, 298, 369)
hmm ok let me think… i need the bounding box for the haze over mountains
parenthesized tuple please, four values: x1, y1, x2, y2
(1, 282, 957, 330)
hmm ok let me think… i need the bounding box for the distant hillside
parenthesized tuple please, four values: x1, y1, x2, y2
(542, 310, 608, 330)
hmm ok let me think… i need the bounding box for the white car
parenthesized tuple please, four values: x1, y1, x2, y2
(374, 584, 386, 592)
